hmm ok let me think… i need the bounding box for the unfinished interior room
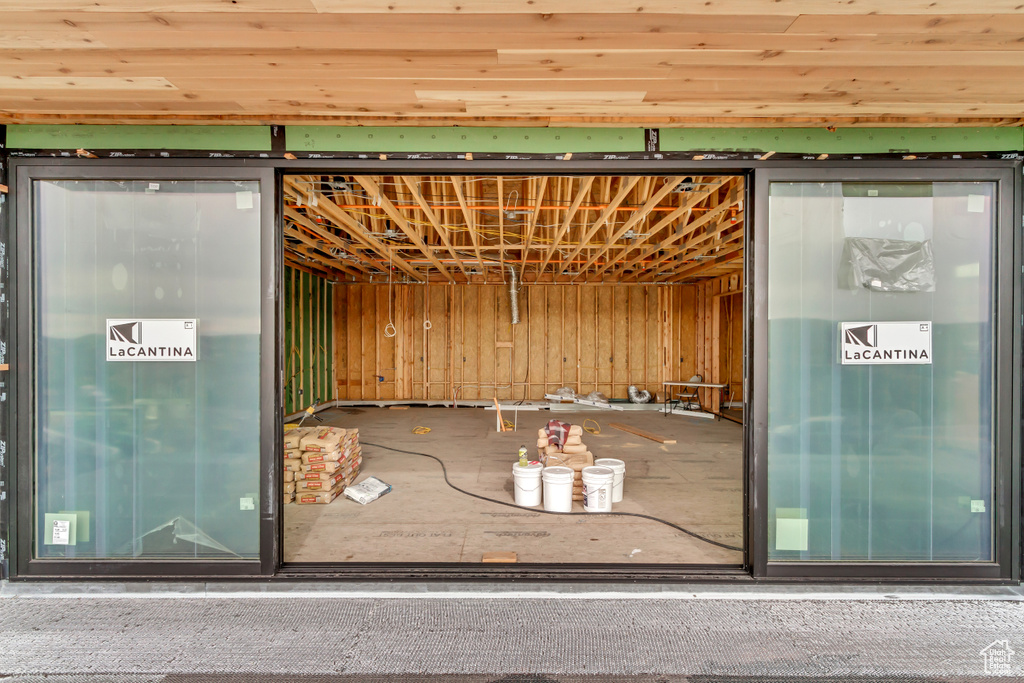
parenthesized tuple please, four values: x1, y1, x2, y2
(279, 173, 746, 566)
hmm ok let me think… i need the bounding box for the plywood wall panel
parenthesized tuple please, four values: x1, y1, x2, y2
(563, 287, 578, 389)
(478, 285, 496, 398)
(595, 288, 612, 394)
(721, 291, 744, 404)
(544, 288, 561, 392)
(462, 286, 479, 401)
(330, 282, 743, 404)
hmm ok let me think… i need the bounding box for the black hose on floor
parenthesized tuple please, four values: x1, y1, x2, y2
(361, 441, 744, 553)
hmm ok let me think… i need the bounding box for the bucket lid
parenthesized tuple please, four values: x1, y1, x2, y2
(512, 462, 544, 475)
(581, 465, 614, 480)
(542, 465, 575, 481)
(594, 458, 625, 471)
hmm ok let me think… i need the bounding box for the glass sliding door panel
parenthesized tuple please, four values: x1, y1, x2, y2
(34, 179, 262, 560)
(767, 181, 995, 562)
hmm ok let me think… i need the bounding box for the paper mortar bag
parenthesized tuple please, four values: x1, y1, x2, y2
(300, 427, 347, 452)
(284, 428, 313, 450)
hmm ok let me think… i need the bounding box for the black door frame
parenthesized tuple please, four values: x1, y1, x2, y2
(274, 162, 755, 581)
(7, 159, 278, 579)
(750, 162, 1022, 581)
(3, 154, 1020, 582)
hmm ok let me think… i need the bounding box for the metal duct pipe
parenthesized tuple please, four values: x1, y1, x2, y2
(628, 385, 653, 404)
(509, 266, 521, 325)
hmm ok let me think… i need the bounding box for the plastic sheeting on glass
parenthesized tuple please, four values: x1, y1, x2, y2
(34, 180, 262, 559)
(839, 237, 936, 293)
(767, 181, 994, 562)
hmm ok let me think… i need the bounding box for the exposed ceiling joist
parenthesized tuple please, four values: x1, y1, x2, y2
(283, 173, 743, 285)
(401, 175, 469, 280)
(557, 175, 641, 275)
(352, 174, 455, 282)
(285, 176, 427, 282)
(535, 175, 596, 280)
(575, 175, 686, 279)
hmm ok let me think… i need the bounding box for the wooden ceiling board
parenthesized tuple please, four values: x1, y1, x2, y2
(306, 0, 1024, 14)
(66, 29, 1024, 52)
(494, 49, 1024, 68)
(2, 1, 320, 11)
(5, 12, 798, 33)
(1, 6, 1021, 125)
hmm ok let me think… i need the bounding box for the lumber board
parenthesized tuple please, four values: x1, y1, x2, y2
(60, 29, 1024, 52)
(1, 3, 1022, 125)
(608, 422, 677, 444)
(333, 282, 670, 402)
(308, 1, 1024, 13)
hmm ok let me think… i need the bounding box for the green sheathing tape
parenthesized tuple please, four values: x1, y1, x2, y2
(286, 126, 644, 153)
(661, 127, 1024, 154)
(6, 125, 272, 151)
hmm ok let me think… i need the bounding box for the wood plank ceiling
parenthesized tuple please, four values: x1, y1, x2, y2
(0, 2, 1023, 125)
(282, 174, 743, 284)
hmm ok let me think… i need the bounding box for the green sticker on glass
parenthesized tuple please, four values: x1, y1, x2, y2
(774, 508, 808, 552)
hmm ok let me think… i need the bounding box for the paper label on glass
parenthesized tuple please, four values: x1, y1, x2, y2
(840, 321, 932, 365)
(51, 520, 71, 545)
(107, 319, 198, 362)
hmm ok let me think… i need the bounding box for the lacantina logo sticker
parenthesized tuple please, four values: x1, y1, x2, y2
(106, 319, 198, 362)
(843, 324, 877, 349)
(109, 321, 141, 345)
(840, 321, 931, 365)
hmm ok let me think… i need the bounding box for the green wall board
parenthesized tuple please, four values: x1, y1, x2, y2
(283, 265, 334, 416)
(6, 125, 272, 151)
(660, 127, 1024, 154)
(7, 124, 1020, 155)
(286, 126, 645, 153)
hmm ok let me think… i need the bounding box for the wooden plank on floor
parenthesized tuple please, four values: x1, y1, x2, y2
(608, 421, 677, 444)
(481, 551, 517, 563)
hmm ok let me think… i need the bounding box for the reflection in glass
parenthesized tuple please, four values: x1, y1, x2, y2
(35, 180, 262, 559)
(767, 182, 994, 562)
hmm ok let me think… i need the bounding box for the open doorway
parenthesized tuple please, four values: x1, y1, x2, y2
(279, 173, 745, 566)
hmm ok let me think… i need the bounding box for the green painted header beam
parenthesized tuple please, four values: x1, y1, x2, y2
(286, 126, 644, 153)
(660, 127, 1024, 154)
(6, 125, 272, 151)
(5, 124, 1022, 155)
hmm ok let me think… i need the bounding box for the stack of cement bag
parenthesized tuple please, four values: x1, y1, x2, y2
(283, 427, 301, 505)
(283, 426, 362, 505)
(536, 421, 594, 502)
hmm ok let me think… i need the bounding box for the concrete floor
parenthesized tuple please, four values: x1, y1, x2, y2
(3, 583, 1024, 680)
(284, 406, 743, 565)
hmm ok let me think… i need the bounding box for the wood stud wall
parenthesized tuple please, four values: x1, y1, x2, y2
(283, 265, 334, 415)
(333, 277, 742, 404)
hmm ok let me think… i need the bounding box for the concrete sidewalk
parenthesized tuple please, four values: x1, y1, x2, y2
(1, 581, 1023, 681)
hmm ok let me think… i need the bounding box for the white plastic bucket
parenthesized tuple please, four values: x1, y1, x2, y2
(542, 466, 574, 512)
(512, 462, 544, 507)
(581, 465, 614, 513)
(594, 458, 625, 503)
